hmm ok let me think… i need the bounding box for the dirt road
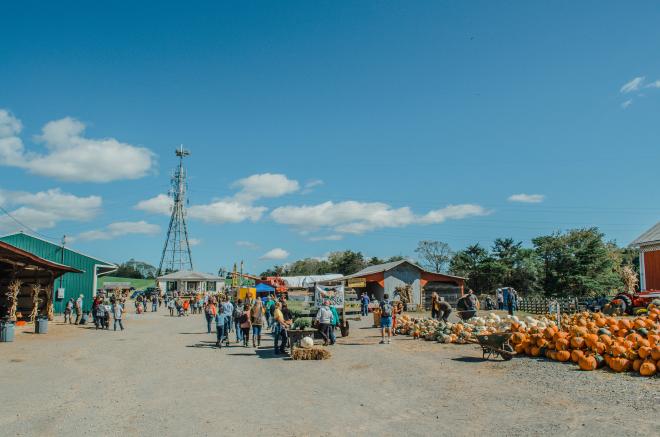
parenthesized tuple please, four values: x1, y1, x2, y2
(1, 309, 658, 436)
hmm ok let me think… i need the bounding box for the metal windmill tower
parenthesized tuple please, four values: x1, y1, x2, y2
(157, 145, 194, 275)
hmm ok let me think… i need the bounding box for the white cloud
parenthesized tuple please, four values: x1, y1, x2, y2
(76, 220, 160, 241)
(308, 234, 344, 241)
(188, 238, 202, 246)
(259, 248, 290, 260)
(0, 110, 155, 182)
(0, 188, 102, 233)
(621, 99, 633, 109)
(236, 240, 258, 249)
(232, 173, 299, 202)
(135, 194, 172, 215)
(507, 193, 545, 203)
(620, 76, 645, 94)
(271, 201, 488, 235)
(301, 179, 324, 194)
(188, 200, 267, 224)
(645, 80, 660, 88)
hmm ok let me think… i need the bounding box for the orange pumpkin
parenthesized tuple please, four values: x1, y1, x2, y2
(556, 350, 571, 362)
(608, 357, 630, 373)
(639, 360, 657, 376)
(651, 346, 660, 361)
(555, 338, 570, 351)
(639, 346, 652, 359)
(511, 332, 526, 345)
(570, 337, 585, 349)
(571, 349, 585, 363)
(632, 359, 643, 372)
(530, 346, 541, 357)
(578, 354, 597, 371)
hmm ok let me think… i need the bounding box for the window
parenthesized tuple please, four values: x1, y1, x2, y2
(207, 281, 217, 292)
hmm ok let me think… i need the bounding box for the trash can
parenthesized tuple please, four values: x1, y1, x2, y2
(0, 321, 15, 342)
(35, 317, 48, 334)
(372, 309, 381, 328)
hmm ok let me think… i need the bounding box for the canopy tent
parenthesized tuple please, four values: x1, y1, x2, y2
(255, 283, 275, 294)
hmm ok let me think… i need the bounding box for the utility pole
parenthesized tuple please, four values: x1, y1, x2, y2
(157, 145, 194, 276)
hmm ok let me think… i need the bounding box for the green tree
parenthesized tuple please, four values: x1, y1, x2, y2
(532, 228, 623, 297)
(327, 250, 367, 275)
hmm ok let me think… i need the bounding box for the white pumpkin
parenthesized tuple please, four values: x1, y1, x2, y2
(300, 336, 314, 349)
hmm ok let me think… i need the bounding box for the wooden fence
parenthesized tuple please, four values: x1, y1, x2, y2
(516, 297, 582, 315)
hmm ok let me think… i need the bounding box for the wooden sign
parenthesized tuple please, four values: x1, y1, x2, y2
(347, 278, 366, 288)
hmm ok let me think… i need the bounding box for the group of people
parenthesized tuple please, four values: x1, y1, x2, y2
(135, 294, 160, 314)
(201, 295, 293, 354)
(496, 287, 519, 315)
(63, 294, 85, 325)
(91, 295, 125, 331)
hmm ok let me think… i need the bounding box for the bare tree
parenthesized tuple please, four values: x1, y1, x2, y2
(415, 240, 452, 273)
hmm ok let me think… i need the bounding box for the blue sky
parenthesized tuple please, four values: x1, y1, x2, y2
(1, 1, 659, 274)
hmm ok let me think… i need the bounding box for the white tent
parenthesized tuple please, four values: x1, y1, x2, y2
(282, 274, 343, 288)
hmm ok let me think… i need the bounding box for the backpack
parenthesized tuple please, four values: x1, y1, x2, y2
(232, 307, 241, 319)
(381, 301, 393, 317)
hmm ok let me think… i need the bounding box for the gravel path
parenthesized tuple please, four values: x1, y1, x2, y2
(0, 309, 658, 436)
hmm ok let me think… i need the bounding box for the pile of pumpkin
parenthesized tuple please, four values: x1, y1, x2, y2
(510, 306, 660, 376)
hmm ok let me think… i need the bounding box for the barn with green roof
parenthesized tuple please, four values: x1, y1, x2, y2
(0, 232, 116, 313)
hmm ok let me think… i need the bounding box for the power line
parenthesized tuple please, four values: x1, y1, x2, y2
(0, 205, 62, 242)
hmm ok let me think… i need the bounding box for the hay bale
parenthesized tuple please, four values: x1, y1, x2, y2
(292, 346, 331, 360)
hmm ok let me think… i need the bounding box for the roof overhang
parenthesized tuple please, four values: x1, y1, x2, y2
(0, 241, 82, 277)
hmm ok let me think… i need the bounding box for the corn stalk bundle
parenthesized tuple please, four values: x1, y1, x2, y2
(5, 280, 22, 321)
(292, 346, 332, 360)
(29, 284, 42, 323)
(43, 286, 54, 321)
(621, 265, 639, 293)
(395, 284, 413, 304)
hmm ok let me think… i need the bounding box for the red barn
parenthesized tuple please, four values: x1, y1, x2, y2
(631, 222, 660, 291)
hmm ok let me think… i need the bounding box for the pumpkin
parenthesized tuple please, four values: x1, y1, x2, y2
(609, 344, 627, 358)
(570, 337, 585, 349)
(638, 346, 652, 359)
(639, 360, 657, 376)
(300, 336, 314, 349)
(571, 349, 585, 363)
(578, 354, 597, 371)
(651, 346, 660, 361)
(608, 357, 630, 373)
(555, 338, 570, 351)
(511, 332, 526, 345)
(556, 350, 571, 362)
(632, 359, 643, 372)
(530, 346, 541, 357)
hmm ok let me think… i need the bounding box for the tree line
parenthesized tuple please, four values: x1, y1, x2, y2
(261, 227, 638, 298)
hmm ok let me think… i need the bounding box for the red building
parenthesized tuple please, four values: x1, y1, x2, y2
(631, 222, 660, 291)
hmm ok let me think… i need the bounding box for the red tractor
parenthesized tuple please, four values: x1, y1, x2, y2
(607, 290, 660, 315)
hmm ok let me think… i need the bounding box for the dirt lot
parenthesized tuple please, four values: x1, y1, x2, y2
(1, 308, 658, 437)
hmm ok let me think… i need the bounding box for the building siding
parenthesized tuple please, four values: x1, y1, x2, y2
(643, 249, 660, 291)
(384, 264, 422, 304)
(0, 233, 114, 313)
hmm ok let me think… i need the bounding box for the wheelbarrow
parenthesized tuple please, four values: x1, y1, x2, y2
(455, 310, 477, 321)
(472, 332, 515, 361)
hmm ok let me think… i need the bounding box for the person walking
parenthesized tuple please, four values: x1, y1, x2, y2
(112, 299, 124, 331)
(239, 303, 252, 347)
(233, 299, 244, 344)
(328, 304, 339, 345)
(94, 300, 106, 330)
(64, 298, 74, 324)
(379, 294, 393, 344)
(151, 294, 158, 313)
(360, 292, 370, 317)
(264, 296, 275, 330)
(315, 301, 334, 346)
(250, 299, 265, 347)
(168, 296, 175, 316)
(74, 294, 83, 324)
(273, 302, 290, 354)
(221, 297, 234, 346)
(214, 306, 229, 349)
(204, 298, 217, 334)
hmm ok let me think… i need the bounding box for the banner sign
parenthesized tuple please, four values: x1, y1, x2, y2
(347, 278, 366, 288)
(315, 284, 345, 308)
